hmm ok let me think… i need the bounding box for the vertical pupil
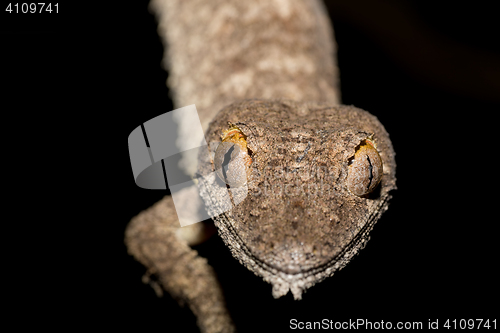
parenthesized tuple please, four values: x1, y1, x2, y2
(221, 145, 235, 181)
(366, 155, 373, 190)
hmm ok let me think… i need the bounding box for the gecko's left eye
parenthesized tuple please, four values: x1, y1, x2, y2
(346, 140, 383, 196)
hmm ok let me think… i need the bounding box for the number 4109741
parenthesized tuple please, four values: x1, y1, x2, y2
(6, 3, 58, 14)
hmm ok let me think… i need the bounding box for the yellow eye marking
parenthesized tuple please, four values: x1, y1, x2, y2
(220, 123, 252, 166)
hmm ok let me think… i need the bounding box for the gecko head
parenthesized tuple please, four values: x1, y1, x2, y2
(198, 99, 396, 300)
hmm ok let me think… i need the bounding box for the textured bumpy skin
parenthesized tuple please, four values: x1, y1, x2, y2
(198, 99, 396, 299)
(150, 0, 340, 132)
(125, 189, 235, 333)
(127, 0, 396, 332)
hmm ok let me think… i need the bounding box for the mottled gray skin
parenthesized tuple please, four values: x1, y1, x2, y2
(198, 99, 396, 299)
(127, 1, 396, 332)
(150, 0, 339, 131)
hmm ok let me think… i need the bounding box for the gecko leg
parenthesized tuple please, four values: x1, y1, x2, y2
(125, 186, 235, 333)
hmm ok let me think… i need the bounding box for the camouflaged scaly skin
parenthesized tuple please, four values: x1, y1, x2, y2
(198, 99, 396, 299)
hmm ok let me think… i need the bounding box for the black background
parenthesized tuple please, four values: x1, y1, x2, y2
(2, 0, 498, 331)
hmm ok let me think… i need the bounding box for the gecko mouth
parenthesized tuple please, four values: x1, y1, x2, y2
(213, 192, 391, 299)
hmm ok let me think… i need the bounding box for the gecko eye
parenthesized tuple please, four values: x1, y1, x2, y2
(214, 142, 248, 187)
(214, 124, 252, 187)
(346, 140, 383, 196)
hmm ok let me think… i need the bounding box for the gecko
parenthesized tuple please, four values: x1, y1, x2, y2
(125, 1, 396, 332)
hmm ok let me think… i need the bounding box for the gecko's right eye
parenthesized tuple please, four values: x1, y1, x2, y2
(213, 124, 252, 187)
